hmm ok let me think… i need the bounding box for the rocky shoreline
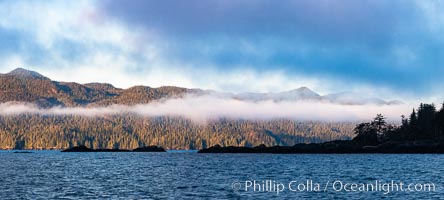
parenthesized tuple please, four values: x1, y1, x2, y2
(198, 140, 444, 154)
(61, 145, 166, 152)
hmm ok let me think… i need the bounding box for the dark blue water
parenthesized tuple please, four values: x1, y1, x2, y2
(0, 151, 443, 199)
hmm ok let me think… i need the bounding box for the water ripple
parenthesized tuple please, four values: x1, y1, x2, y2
(0, 151, 443, 199)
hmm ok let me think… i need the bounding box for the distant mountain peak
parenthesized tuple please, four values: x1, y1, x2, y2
(322, 92, 404, 105)
(7, 68, 49, 80)
(283, 87, 321, 97)
(0, 68, 402, 107)
(297, 86, 310, 90)
(294, 87, 318, 93)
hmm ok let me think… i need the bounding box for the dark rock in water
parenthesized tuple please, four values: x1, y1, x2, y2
(95, 149, 131, 152)
(255, 144, 267, 149)
(61, 145, 166, 152)
(132, 146, 166, 152)
(62, 145, 95, 152)
(198, 140, 444, 154)
(199, 146, 258, 153)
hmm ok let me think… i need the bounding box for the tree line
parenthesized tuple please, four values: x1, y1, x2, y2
(0, 115, 355, 150)
(354, 103, 444, 145)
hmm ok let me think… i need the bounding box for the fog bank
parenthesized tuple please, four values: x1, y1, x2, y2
(0, 95, 414, 122)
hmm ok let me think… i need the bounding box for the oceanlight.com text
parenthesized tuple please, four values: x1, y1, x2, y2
(231, 180, 436, 195)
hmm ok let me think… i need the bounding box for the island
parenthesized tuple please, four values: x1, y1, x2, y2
(199, 102, 444, 154)
(198, 140, 444, 154)
(62, 145, 166, 152)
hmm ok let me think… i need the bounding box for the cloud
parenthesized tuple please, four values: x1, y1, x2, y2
(0, 96, 414, 123)
(0, 0, 166, 88)
(98, 0, 444, 98)
(0, 0, 443, 102)
(101, 0, 409, 43)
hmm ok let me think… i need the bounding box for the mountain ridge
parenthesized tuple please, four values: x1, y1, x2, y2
(5, 68, 50, 80)
(0, 68, 402, 107)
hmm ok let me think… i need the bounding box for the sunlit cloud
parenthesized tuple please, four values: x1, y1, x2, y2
(0, 0, 443, 102)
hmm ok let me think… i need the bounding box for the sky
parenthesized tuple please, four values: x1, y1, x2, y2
(0, 0, 443, 103)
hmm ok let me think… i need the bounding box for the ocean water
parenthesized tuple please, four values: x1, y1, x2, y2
(0, 151, 443, 199)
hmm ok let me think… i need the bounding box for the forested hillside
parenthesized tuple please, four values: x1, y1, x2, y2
(0, 115, 355, 150)
(1, 68, 399, 107)
(1, 68, 390, 150)
(0, 68, 200, 107)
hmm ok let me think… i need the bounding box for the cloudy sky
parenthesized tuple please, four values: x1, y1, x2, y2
(0, 0, 443, 103)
